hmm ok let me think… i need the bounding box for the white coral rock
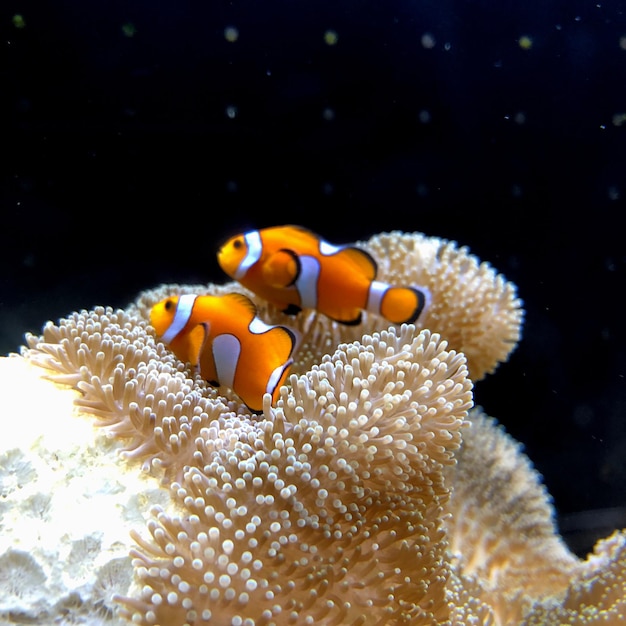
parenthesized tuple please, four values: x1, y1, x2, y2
(0, 356, 170, 625)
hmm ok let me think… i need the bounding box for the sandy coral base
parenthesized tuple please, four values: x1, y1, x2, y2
(0, 356, 170, 625)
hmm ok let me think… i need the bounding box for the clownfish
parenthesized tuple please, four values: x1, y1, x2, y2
(150, 292, 299, 412)
(217, 225, 431, 326)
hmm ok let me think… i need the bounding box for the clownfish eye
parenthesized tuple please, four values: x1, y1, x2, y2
(164, 299, 175, 311)
(233, 238, 243, 250)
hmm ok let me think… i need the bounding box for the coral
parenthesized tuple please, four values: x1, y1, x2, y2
(521, 530, 626, 625)
(0, 356, 169, 625)
(445, 410, 626, 625)
(444, 409, 579, 624)
(2, 229, 624, 625)
(18, 307, 473, 624)
(118, 325, 473, 625)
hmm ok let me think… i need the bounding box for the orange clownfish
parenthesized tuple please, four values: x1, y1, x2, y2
(150, 292, 299, 412)
(217, 225, 431, 326)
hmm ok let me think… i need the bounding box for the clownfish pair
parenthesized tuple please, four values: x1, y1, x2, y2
(217, 224, 431, 326)
(151, 225, 431, 411)
(150, 292, 298, 412)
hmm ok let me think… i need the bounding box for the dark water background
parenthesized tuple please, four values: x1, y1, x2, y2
(2, 1, 626, 555)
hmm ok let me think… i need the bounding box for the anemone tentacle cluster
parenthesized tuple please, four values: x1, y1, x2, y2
(2, 230, 624, 625)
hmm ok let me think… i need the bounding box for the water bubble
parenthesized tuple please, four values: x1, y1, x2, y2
(122, 22, 136, 37)
(418, 110, 431, 124)
(421, 33, 436, 49)
(518, 35, 533, 50)
(612, 113, 626, 126)
(224, 27, 239, 43)
(324, 30, 338, 46)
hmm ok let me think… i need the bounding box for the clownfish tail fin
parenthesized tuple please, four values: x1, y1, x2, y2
(265, 324, 300, 405)
(283, 325, 300, 352)
(368, 281, 432, 325)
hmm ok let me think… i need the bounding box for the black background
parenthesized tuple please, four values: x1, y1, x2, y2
(2, 1, 626, 555)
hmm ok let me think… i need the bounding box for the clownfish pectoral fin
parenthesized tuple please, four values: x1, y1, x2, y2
(186, 323, 210, 372)
(368, 282, 432, 325)
(262, 249, 301, 288)
(333, 246, 378, 281)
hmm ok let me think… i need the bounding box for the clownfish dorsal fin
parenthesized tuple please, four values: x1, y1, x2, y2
(274, 224, 318, 242)
(289, 224, 314, 234)
(262, 249, 301, 288)
(333, 246, 378, 282)
(221, 292, 258, 321)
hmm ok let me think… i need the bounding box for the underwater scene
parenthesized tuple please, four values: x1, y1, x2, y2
(2, 1, 626, 623)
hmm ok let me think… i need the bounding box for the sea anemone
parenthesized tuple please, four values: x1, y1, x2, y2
(5, 230, 622, 625)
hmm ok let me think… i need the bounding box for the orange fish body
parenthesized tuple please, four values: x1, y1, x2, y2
(217, 225, 431, 325)
(150, 292, 298, 412)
